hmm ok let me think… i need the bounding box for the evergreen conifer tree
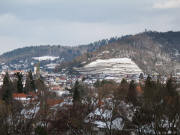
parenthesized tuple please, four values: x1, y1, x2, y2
(24, 70, 36, 93)
(139, 73, 144, 80)
(73, 81, 81, 104)
(144, 75, 154, 99)
(165, 78, 177, 97)
(127, 80, 137, 105)
(2, 72, 13, 103)
(15, 72, 23, 93)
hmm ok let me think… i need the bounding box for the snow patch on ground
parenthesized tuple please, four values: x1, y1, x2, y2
(85, 58, 137, 68)
(45, 63, 58, 69)
(33, 56, 59, 61)
(77, 58, 142, 76)
(21, 103, 40, 119)
(88, 108, 124, 130)
(93, 118, 123, 130)
(55, 90, 70, 96)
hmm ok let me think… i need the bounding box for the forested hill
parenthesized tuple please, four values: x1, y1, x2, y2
(1, 31, 180, 73)
(57, 31, 180, 74)
(0, 38, 117, 71)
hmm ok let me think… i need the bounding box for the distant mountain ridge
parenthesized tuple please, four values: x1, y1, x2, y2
(57, 31, 180, 75)
(1, 31, 180, 74)
(0, 39, 116, 71)
(0, 38, 120, 62)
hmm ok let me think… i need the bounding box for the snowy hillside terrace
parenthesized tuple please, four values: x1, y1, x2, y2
(76, 58, 142, 77)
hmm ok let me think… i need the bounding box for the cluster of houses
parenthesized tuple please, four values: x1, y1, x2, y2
(0, 67, 174, 102)
(0, 69, 71, 103)
(1, 67, 180, 134)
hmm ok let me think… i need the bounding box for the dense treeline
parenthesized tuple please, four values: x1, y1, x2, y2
(0, 38, 112, 65)
(0, 74, 180, 135)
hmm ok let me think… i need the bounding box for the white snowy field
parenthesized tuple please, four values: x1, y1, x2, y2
(45, 63, 59, 69)
(77, 58, 142, 76)
(32, 56, 59, 61)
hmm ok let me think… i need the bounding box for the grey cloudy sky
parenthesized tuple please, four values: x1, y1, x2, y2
(0, 0, 180, 54)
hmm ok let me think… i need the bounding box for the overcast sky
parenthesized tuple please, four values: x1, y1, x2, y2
(0, 0, 180, 54)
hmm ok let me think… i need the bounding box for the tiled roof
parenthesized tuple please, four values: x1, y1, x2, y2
(47, 99, 64, 107)
(136, 85, 143, 94)
(13, 93, 27, 98)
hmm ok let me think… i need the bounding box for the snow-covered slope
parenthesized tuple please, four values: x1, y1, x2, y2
(76, 58, 142, 76)
(33, 56, 59, 61)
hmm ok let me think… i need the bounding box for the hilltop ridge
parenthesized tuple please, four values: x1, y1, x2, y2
(1, 31, 180, 74)
(57, 31, 180, 74)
